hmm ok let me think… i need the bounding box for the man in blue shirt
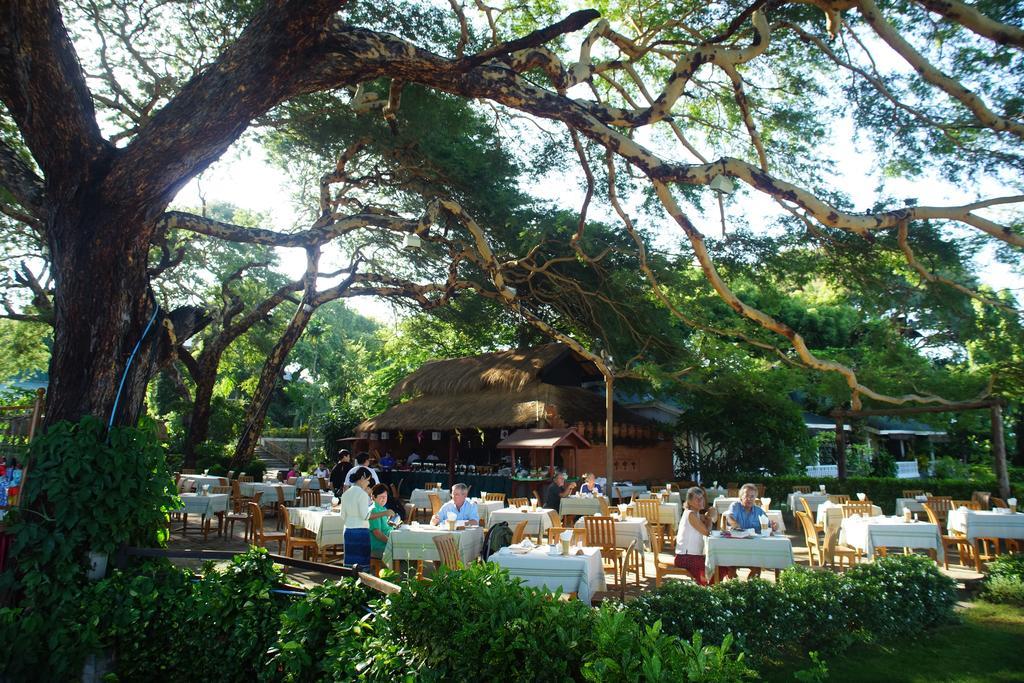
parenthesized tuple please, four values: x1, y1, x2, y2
(726, 483, 776, 532)
(725, 483, 777, 579)
(431, 483, 479, 526)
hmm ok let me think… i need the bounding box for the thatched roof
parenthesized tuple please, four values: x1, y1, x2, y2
(358, 382, 651, 432)
(388, 343, 599, 400)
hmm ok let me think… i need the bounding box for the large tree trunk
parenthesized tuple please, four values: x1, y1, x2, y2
(181, 351, 222, 468)
(45, 203, 160, 428)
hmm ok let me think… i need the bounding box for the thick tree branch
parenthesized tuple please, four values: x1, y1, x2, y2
(0, 140, 46, 218)
(913, 0, 1024, 48)
(0, 0, 110, 185)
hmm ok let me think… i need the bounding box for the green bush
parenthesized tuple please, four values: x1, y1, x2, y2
(628, 556, 957, 663)
(262, 579, 374, 682)
(385, 562, 594, 682)
(980, 554, 1024, 606)
(931, 456, 971, 480)
(0, 417, 179, 680)
(833, 555, 957, 639)
(581, 606, 756, 682)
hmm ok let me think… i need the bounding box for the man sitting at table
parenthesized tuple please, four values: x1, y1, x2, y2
(724, 483, 777, 578)
(543, 471, 576, 511)
(431, 483, 480, 526)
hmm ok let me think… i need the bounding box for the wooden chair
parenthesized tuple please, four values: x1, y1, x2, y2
(428, 492, 443, 520)
(208, 486, 232, 536)
(902, 489, 927, 498)
(592, 539, 639, 603)
(952, 500, 980, 510)
(509, 497, 529, 508)
(217, 477, 229, 486)
(546, 526, 587, 545)
(432, 534, 463, 570)
(793, 485, 811, 493)
(282, 504, 319, 564)
(532, 489, 544, 507)
(800, 497, 824, 533)
(238, 475, 254, 483)
(584, 516, 629, 586)
(755, 484, 766, 497)
(822, 525, 859, 569)
(795, 511, 825, 567)
(726, 488, 740, 497)
(511, 520, 530, 545)
(828, 494, 850, 504)
(922, 502, 975, 570)
(226, 491, 260, 541)
(318, 477, 329, 491)
(484, 492, 506, 502)
(597, 496, 611, 516)
(426, 481, 442, 490)
(546, 509, 562, 532)
(841, 503, 875, 518)
(991, 497, 1009, 509)
(181, 468, 196, 475)
(634, 498, 667, 548)
(299, 489, 320, 507)
(248, 502, 285, 553)
(650, 532, 697, 587)
(971, 491, 992, 508)
(925, 496, 954, 526)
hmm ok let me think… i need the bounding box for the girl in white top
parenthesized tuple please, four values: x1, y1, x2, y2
(673, 487, 732, 585)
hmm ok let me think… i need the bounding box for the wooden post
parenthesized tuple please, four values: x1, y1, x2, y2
(991, 401, 1010, 499)
(835, 416, 847, 480)
(605, 373, 614, 490)
(28, 388, 45, 441)
(447, 432, 457, 488)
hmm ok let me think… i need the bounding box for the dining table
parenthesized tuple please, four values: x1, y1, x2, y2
(573, 515, 651, 551)
(894, 498, 928, 515)
(239, 482, 297, 503)
(786, 492, 830, 514)
(704, 533, 794, 581)
(840, 515, 943, 563)
(816, 500, 882, 531)
(487, 507, 557, 540)
(287, 506, 346, 549)
(559, 495, 608, 518)
(409, 488, 451, 509)
(174, 492, 231, 539)
(488, 545, 606, 603)
(947, 508, 1024, 571)
(382, 524, 485, 569)
(471, 498, 505, 525)
(626, 501, 683, 530)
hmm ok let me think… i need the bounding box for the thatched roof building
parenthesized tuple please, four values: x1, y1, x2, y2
(358, 343, 652, 432)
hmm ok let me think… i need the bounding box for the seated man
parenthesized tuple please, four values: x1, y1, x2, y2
(380, 451, 396, 469)
(431, 483, 479, 526)
(724, 482, 777, 578)
(543, 471, 576, 511)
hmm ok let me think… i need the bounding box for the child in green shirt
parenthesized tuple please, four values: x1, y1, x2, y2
(368, 484, 394, 559)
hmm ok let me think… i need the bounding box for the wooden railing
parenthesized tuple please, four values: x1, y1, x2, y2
(116, 546, 401, 595)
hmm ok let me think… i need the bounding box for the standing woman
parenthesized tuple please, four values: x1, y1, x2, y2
(339, 466, 374, 568)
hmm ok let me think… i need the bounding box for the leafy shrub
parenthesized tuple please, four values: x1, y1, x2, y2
(841, 555, 957, 639)
(980, 554, 1024, 606)
(262, 579, 374, 682)
(0, 417, 179, 680)
(776, 567, 855, 651)
(581, 606, 755, 682)
(931, 456, 971, 480)
(629, 555, 956, 662)
(385, 562, 594, 682)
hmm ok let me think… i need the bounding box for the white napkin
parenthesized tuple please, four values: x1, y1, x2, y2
(1009, 498, 1018, 506)
(559, 529, 573, 542)
(848, 513, 861, 520)
(521, 538, 534, 549)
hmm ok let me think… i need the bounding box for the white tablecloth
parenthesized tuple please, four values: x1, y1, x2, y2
(947, 509, 1024, 543)
(287, 506, 345, 548)
(487, 508, 556, 537)
(180, 475, 225, 491)
(840, 516, 943, 562)
(560, 496, 607, 517)
(816, 501, 882, 531)
(489, 546, 606, 603)
(291, 476, 321, 490)
(574, 516, 650, 550)
(787, 492, 829, 514)
(176, 493, 230, 516)
(382, 525, 484, 566)
(239, 482, 297, 503)
(471, 499, 505, 524)
(895, 498, 927, 515)
(704, 535, 794, 573)
(409, 488, 451, 508)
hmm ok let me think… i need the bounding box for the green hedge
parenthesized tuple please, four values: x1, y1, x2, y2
(735, 474, 1019, 514)
(627, 555, 957, 665)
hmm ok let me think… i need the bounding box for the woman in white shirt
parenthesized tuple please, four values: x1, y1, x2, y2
(339, 466, 374, 568)
(674, 487, 733, 585)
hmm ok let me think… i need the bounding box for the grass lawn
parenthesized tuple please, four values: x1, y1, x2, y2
(761, 601, 1024, 682)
